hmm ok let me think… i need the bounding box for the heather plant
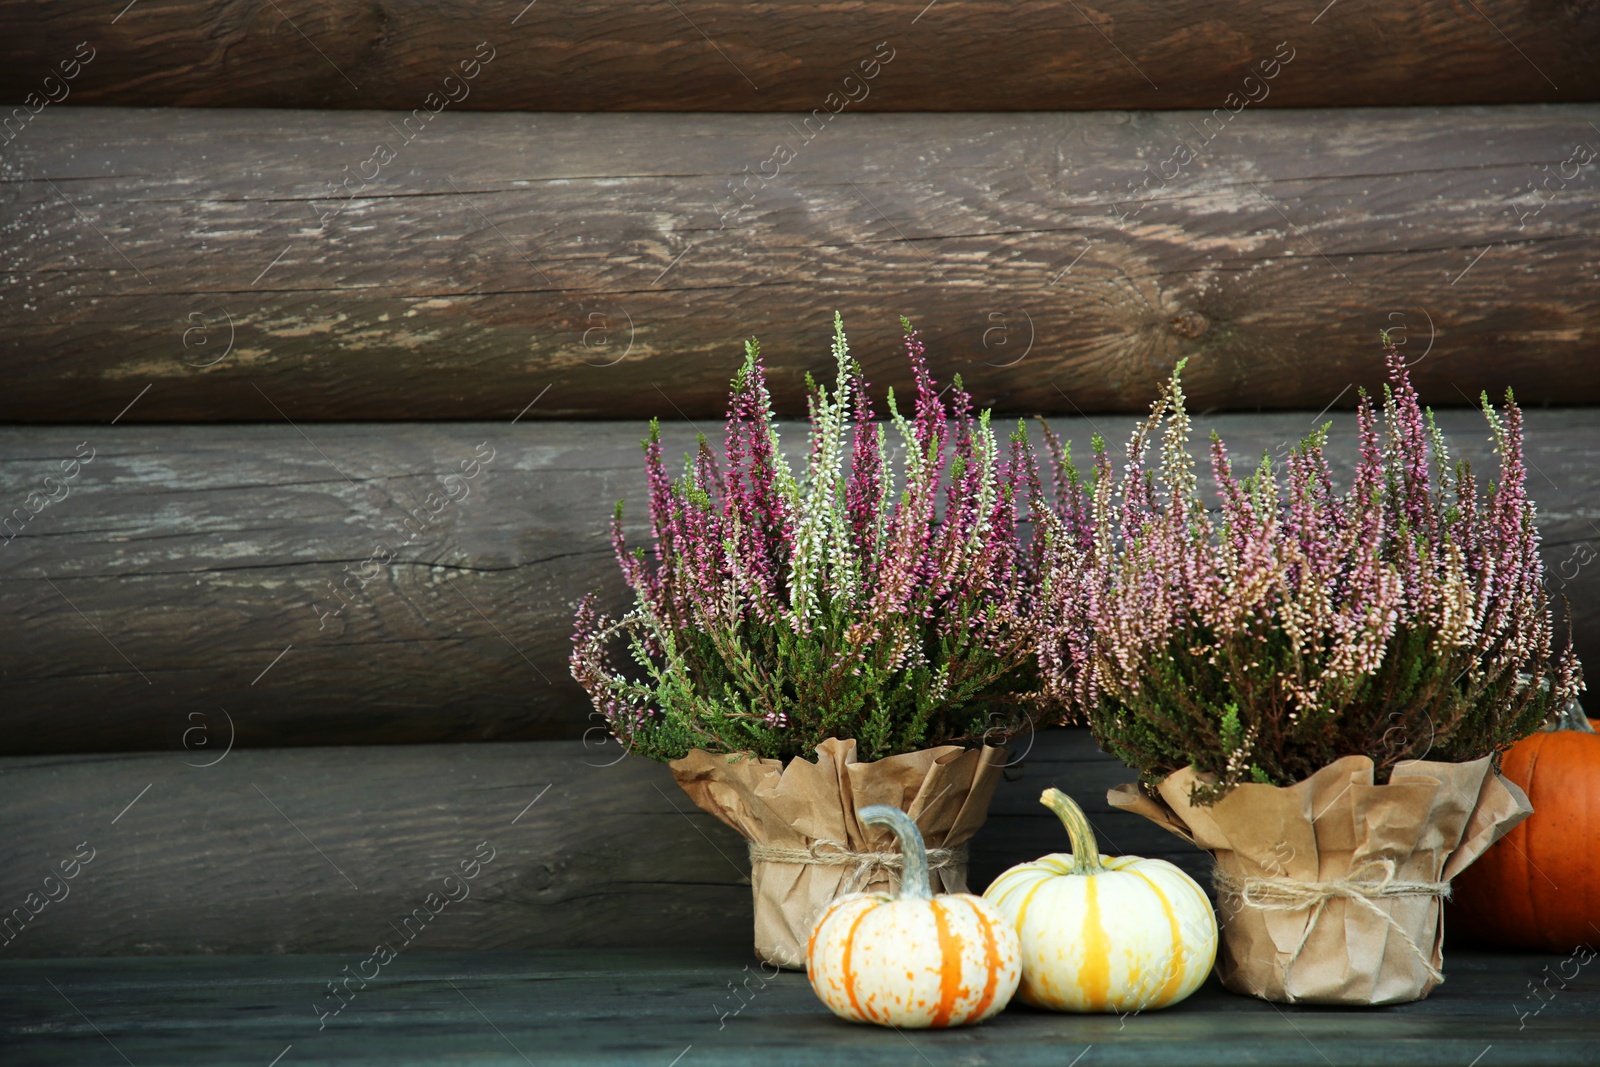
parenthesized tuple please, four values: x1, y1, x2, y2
(1038, 340, 1582, 802)
(571, 315, 1056, 764)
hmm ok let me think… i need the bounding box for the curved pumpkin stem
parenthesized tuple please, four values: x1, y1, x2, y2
(858, 804, 932, 901)
(1041, 788, 1106, 876)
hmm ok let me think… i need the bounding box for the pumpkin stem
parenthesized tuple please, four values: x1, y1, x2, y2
(858, 804, 933, 900)
(1040, 788, 1106, 875)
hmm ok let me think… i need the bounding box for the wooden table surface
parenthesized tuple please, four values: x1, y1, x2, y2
(2, 948, 1595, 1066)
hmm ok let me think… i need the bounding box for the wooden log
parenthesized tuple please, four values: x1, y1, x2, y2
(1, 106, 1598, 421)
(0, 729, 1211, 957)
(1, 1, 1597, 113)
(2, 411, 1596, 755)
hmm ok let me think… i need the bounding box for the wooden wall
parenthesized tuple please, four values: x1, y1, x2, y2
(1, 0, 1597, 958)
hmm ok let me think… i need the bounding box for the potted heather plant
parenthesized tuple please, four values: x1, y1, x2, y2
(1039, 341, 1581, 1005)
(572, 315, 1061, 967)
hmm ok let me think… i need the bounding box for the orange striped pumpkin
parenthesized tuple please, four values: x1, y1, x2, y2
(806, 805, 1020, 1028)
(984, 788, 1216, 1013)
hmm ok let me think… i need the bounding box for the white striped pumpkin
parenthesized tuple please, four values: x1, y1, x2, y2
(807, 805, 1020, 1028)
(984, 788, 1216, 1013)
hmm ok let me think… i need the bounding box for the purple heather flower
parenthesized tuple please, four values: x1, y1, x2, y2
(571, 315, 1063, 761)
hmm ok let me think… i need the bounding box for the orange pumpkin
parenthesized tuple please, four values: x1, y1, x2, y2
(1451, 711, 1600, 952)
(806, 805, 1020, 1028)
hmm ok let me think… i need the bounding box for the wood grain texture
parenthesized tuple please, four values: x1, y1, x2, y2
(2, 949, 1594, 1066)
(2, 412, 1596, 755)
(1, 1, 1597, 112)
(2, 106, 1598, 422)
(0, 729, 1211, 957)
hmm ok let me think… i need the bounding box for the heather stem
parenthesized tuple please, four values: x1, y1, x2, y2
(1041, 788, 1105, 875)
(1556, 696, 1595, 733)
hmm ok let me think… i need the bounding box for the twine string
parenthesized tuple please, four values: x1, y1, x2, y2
(1214, 858, 1451, 1000)
(747, 839, 968, 894)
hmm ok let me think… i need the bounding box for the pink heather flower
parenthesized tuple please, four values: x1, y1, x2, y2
(1036, 342, 1582, 794)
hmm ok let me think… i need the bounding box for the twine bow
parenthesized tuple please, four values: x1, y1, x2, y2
(1214, 858, 1451, 1001)
(747, 839, 968, 894)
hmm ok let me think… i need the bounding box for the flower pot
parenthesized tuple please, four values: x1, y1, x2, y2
(670, 738, 1005, 969)
(1109, 754, 1532, 1005)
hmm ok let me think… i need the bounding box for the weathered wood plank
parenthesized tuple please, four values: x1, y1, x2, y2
(3, 412, 1596, 754)
(2, 106, 1598, 421)
(2, 1, 1597, 113)
(0, 729, 1211, 958)
(0, 948, 1594, 1065)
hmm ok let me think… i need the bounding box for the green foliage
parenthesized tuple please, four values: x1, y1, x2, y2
(605, 590, 1039, 764)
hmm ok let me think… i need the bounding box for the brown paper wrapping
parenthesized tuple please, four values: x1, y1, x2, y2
(670, 738, 1005, 969)
(1108, 755, 1532, 1005)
